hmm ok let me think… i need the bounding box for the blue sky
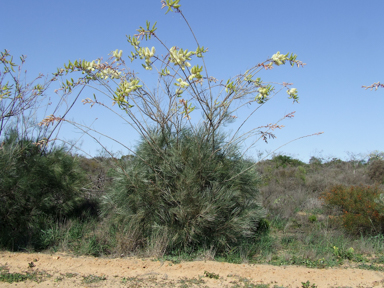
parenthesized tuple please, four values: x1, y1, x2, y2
(2, 0, 384, 162)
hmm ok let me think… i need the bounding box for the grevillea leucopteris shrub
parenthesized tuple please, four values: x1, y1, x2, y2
(102, 127, 265, 253)
(40, 1, 313, 255)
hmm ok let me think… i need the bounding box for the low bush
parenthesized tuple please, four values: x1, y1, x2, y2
(321, 184, 384, 235)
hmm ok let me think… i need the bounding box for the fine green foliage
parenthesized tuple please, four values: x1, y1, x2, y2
(321, 184, 384, 235)
(0, 129, 86, 250)
(102, 127, 265, 253)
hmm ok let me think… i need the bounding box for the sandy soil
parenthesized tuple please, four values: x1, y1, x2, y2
(1, 251, 384, 287)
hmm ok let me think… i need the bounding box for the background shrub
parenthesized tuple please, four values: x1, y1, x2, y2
(321, 184, 384, 235)
(367, 159, 384, 184)
(271, 155, 306, 168)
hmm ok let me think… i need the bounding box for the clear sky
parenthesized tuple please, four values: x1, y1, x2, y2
(2, 0, 384, 162)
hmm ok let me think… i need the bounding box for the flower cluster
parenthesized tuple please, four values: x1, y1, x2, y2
(112, 49, 123, 61)
(169, 47, 194, 70)
(64, 59, 122, 80)
(271, 51, 288, 66)
(287, 88, 298, 101)
(174, 78, 189, 95)
(175, 78, 189, 88)
(96, 67, 121, 80)
(138, 47, 156, 70)
(115, 79, 142, 97)
(255, 85, 273, 104)
(113, 79, 142, 108)
(188, 65, 203, 81)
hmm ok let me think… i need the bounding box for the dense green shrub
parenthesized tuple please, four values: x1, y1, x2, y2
(321, 184, 384, 235)
(102, 127, 265, 253)
(271, 155, 306, 168)
(0, 130, 87, 250)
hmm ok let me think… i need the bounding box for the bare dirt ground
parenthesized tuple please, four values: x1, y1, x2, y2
(1, 251, 384, 287)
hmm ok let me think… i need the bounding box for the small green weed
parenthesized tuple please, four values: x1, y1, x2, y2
(122, 276, 142, 284)
(308, 215, 317, 223)
(178, 277, 205, 285)
(0, 268, 51, 284)
(82, 274, 107, 284)
(228, 276, 270, 288)
(281, 235, 296, 245)
(373, 255, 384, 264)
(357, 263, 384, 271)
(353, 254, 367, 262)
(204, 271, 219, 279)
(269, 216, 289, 231)
(270, 255, 337, 269)
(0, 272, 29, 283)
(247, 284, 269, 288)
(28, 261, 36, 268)
(332, 246, 354, 260)
(301, 280, 317, 288)
(160, 255, 182, 264)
